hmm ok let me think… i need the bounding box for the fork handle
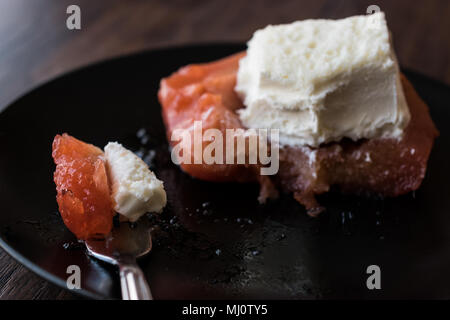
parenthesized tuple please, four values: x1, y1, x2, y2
(119, 260, 153, 300)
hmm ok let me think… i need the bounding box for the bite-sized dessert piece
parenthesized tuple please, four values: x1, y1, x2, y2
(52, 134, 114, 239)
(52, 134, 167, 239)
(158, 13, 438, 214)
(105, 142, 166, 222)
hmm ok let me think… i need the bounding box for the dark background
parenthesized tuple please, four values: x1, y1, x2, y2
(0, 0, 449, 300)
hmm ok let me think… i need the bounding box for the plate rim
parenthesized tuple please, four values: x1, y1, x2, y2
(0, 42, 246, 114)
(0, 236, 104, 300)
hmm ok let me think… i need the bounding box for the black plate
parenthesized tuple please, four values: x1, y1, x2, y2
(0, 44, 449, 300)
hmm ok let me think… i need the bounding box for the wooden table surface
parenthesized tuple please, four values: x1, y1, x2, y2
(0, 0, 449, 300)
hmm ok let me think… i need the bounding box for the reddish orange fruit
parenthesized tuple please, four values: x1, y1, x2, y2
(158, 52, 260, 182)
(52, 134, 114, 239)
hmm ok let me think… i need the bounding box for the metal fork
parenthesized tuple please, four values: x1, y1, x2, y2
(85, 221, 153, 300)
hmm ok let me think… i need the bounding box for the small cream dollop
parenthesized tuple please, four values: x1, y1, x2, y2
(104, 142, 166, 222)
